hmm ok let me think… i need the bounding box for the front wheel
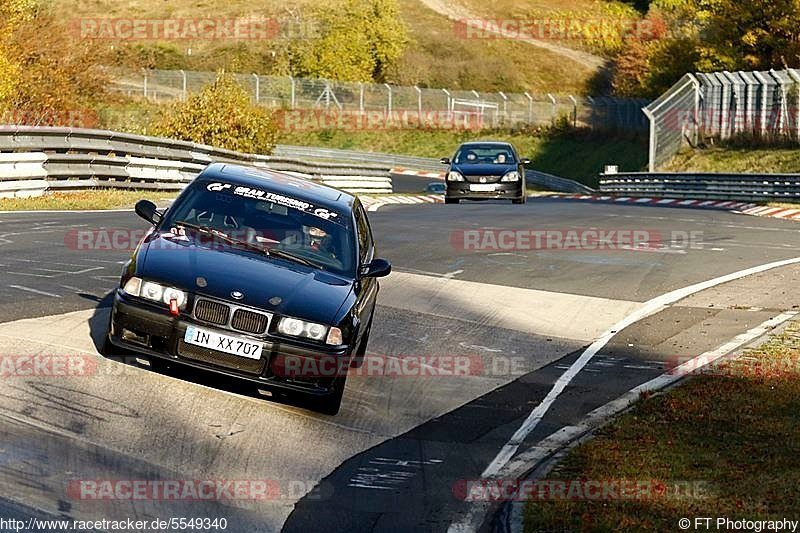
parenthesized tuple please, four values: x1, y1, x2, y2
(445, 198, 459, 204)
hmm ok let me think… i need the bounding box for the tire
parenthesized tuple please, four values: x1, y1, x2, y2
(445, 198, 459, 204)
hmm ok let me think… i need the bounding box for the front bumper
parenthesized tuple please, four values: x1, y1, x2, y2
(446, 182, 523, 200)
(106, 290, 350, 397)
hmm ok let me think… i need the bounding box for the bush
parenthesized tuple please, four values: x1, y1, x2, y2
(151, 71, 278, 154)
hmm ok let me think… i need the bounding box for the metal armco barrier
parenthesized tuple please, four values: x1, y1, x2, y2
(0, 126, 393, 197)
(599, 171, 800, 202)
(527, 170, 595, 194)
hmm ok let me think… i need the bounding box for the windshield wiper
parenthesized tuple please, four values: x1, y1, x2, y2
(173, 221, 268, 255)
(267, 248, 323, 269)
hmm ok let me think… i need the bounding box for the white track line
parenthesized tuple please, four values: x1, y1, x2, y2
(8, 285, 62, 298)
(479, 255, 800, 478)
(449, 310, 798, 533)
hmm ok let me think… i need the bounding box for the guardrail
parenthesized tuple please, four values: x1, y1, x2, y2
(0, 126, 393, 197)
(527, 170, 595, 194)
(599, 171, 800, 202)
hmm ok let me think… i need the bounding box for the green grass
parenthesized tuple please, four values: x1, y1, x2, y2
(524, 319, 800, 532)
(665, 146, 800, 174)
(0, 190, 178, 211)
(278, 128, 647, 187)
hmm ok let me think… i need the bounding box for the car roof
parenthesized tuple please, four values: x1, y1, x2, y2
(458, 141, 515, 148)
(197, 163, 357, 213)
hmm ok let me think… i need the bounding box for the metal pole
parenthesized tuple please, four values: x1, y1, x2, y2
(359, 83, 364, 113)
(443, 89, 451, 121)
(143, 70, 148, 99)
(290, 77, 296, 109)
(384, 83, 392, 114)
(524, 92, 533, 125)
(253, 73, 260, 104)
(568, 95, 577, 127)
(547, 93, 557, 120)
(498, 91, 508, 124)
(415, 86, 422, 116)
(180, 70, 187, 101)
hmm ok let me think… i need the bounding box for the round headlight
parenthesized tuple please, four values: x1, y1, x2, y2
(162, 287, 185, 308)
(141, 282, 164, 301)
(305, 323, 326, 340)
(279, 317, 304, 336)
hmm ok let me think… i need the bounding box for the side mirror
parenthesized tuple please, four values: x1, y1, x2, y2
(521, 158, 531, 165)
(360, 258, 392, 278)
(135, 199, 161, 225)
(439, 157, 451, 165)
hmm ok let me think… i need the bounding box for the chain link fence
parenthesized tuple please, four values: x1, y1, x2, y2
(644, 68, 800, 171)
(109, 69, 650, 132)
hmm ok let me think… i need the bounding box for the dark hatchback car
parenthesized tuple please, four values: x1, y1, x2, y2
(103, 163, 391, 415)
(440, 141, 530, 204)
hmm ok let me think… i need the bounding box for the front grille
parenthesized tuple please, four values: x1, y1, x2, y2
(178, 339, 266, 375)
(232, 309, 268, 334)
(466, 175, 501, 184)
(194, 299, 230, 326)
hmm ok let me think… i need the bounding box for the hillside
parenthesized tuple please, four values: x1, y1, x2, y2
(55, 0, 642, 94)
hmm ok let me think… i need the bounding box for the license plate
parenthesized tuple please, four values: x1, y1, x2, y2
(469, 184, 497, 192)
(184, 325, 263, 360)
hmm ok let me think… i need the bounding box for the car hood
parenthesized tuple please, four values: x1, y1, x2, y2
(451, 163, 517, 176)
(135, 233, 354, 325)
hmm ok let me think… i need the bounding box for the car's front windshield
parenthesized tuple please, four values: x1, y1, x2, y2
(454, 145, 516, 165)
(160, 179, 355, 276)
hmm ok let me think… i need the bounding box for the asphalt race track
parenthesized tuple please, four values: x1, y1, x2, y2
(1, 197, 800, 532)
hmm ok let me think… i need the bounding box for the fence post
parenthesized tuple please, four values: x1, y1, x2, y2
(498, 92, 508, 124)
(787, 69, 800, 140)
(384, 83, 392, 114)
(524, 92, 533, 125)
(180, 70, 187, 101)
(359, 82, 365, 113)
(753, 71, 769, 137)
(643, 107, 656, 172)
(443, 89, 451, 121)
(143, 70, 148, 99)
(253, 73, 260, 104)
(290, 77, 296, 109)
(567, 95, 577, 127)
(415, 85, 422, 117)
(547, 93, 557, 120)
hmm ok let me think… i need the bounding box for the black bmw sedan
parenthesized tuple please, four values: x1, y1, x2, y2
(440, 141, 530, 204)
(103, 163, 391, 415)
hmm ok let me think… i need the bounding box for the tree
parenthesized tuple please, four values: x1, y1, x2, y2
(151, 71, 278, 154)
(0, 0, 107, 126)
(289, 0, 407, 82)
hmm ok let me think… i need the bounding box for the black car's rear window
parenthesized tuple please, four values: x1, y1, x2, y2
(160, 180, 356, 276)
